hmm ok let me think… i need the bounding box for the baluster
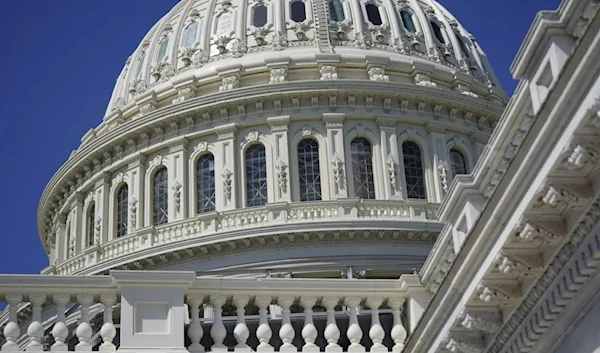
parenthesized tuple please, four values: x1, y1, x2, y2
(209, 295, 228, 352)
(233, 296, 250, 351)
(26, 293, 46, 351)
(345, 297, 364, 352)
(51, 294, 70, 351)
(366, 298, 385, 352)
(389, 299, 407, 353)
(2, 292, 22, 351)
(255, 296, 273, 352)
(300, 296, 318, 352)
(322, 297, 342, 352)
(99, 294, 117, 352)
(187, 298, 204, 353)
(278, 296, 295, 352)
(75, 294, 93, 351)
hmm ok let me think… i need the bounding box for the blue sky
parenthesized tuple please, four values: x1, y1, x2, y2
(0, 0, 560, 274)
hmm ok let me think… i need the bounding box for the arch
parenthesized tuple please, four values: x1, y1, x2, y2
(297, 138, 322, 202)
(182, 22, 199, 48)
(252, 4, 268, 27)
(446, 136, 475, 172)
(402, 141, 426, 199)
(115, 183, 129, 238)
(328, 0, 345, 21)
(350, 137, 376, 199)
(399, 10, 416, 33)
(449, 148, 468, 176)
(196, 153, 216, 213)
(397, 129, 434, 201)
(152, 167, 169, 225)
(365, 3, 383, 25)
(245, 144, 268, 207)
(344, 125, 383, 199)
(135, 52, 146, 79)
(290, 125, 330, 202)
(430, 20, 445, 44)
(156, 37, 170, 62)
(86, 201, 95, 247)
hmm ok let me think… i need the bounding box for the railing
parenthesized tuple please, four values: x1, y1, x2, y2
(46, 199, 441, 275)
(0, 271, 429, 352)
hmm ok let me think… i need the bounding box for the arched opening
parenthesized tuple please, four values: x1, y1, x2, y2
(366, 4, 383, 25)
(431, 21, 445, 43)
(400, 10, 416, 33)
(116, 184, 129, 237)
(350, 137, 376, 199)
(153, 167, 169, 225)
(245, 144, 268, 207)
(196, 154, 216, 213)
(402, 141, 426, 199)
(450, 148, 468, 176)
(298, 139, 322, 201)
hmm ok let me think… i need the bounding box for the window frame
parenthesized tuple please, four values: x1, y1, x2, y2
(297, 138, 323, 202)
(244, 144, 269, 207)
(402, 141, 427, 200)
(152, 167, 169, 226)
(196, 153, 217, 214)
(349, 137, 377, 200)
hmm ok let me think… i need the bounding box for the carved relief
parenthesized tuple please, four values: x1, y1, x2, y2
(276, 161, 288, 194)
(387, 154, 399, 193)
(219, 75, 239, 91)
(172, 181, 182, 214)
(438, 160, 449, 193)
(368, 67, 389, 82)
(93, 217, 102, 244)
(414, 73, 437, 88)
(271, 31, 288, 50)
(269, 67, 287, 83)
(222, 169, 233, 201)
(173, 87, 195, 104)
(129, 198, 138, 230)
(319, 65, 338, 80)
(331, 155, 346, 191)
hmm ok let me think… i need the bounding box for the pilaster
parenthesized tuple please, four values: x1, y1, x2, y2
(377, 117, 402, 200)
(268, 116, 291, 203)
(169, 139, 189, 222)
(215, 124, 238, 211)
(127, 155, 146, 231)
(73, 194, 84, 254)
(55, 214, 68, 262)
(426, 123, 448, 203)
(323, 113, 348, 198)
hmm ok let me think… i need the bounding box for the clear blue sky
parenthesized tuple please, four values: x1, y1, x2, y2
(0, 0, 560, 274)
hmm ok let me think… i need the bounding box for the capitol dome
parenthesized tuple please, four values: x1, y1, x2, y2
(38, 0, 507, 277)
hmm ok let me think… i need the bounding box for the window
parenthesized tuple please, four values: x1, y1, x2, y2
(431, 21, 445, 43)
(291, 0, 306, 22)
(153, 167, 169, 225)
(298, 139, 322, 201)
(182, 22, 198, 48)
(400, 10, 416, 33)
(402, 142, 426, 199)
(116, 184, 129, 237)
(455, 32, 470, 58)
(87, 203, 95, 247)
(450, 148, 468, 176)
(328, 0, 345, 21)
(157, 38, 169, 62)
(216, 13, 233, 36)
(197, 154, 216, 213)
(135, 52, 145, 78)
(350, 137, 376, 199)
(245, 145, 268, 207)
(366, 4, 382, 25)
(253, 5, 268, 27)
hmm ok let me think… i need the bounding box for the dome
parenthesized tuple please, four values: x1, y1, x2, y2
(38, 0, 507, 277)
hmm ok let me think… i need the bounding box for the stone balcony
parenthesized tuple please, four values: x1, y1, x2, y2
(0, 271, 430, 353)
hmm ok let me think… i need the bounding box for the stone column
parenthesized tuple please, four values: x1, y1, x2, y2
(94, 173, 111, 244)
(215, 124, 238, 211)
(169, 139, 189, 222)
(323, 113, 348, 199)
(268, 116, 291, 203)
(377, 118, 402, 200)
(73, 193, 84, 254)
(426, 123, 448, 203)
(54, 213, 68, 263)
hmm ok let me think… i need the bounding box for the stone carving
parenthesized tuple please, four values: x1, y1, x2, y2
(454, 83, 479, 98)
(331, 156, 345, 190)
(369, 24, 388, 43)
(172, 181, 182, 214)
(387, 155, 399, 192)
(329, 21, 352, 39)
(111, 97, 126, 111)
(276, 161, 288, 193)
(291, 21, 312, 41)
(194, 141, 209, 153)
(192, 49, 209, 67)
(173, 87, 195, 104)
(230, 38, 247, 58)
(222, 169, 233, 201)
(219, 75, 239, 91)
(438, 160, 449, 193)
(93, 217, 102, 244)
(150, 62, 175, 82)
(368, 67, 389, 82)
(353, 31, 372, 49)
(178, 47, 196, 67)
(214, 35, 232, 54)
(457, 309, 501, 333)
(251, 26, 272, 45)
(128, 79, 148, 97)
(269, 67, 287, 83)
(319, 65, 338, 80)
(414, 73, 437, 87)
(129, 198, 138, 230)
(495, 252, 543, 278)
(68, 236, 75, 257)
(243, 131, 260, 145)
(139, 102, 157, 116)
(271, 31, 288, 50)
(476, 282, 521, 306)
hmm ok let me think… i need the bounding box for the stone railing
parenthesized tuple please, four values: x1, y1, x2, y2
(0, 271, 431, 353)
(46, 199, 441, 275)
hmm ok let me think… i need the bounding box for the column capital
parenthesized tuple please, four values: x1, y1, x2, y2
(322, 113, 345, 127)
(215, 123, 238, 140)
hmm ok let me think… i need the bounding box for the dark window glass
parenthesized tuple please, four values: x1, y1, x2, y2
(328, 0, 345, 21)
(116, 184, 128, 237)
(246, 145, 268, 207)
(87, 203, 95, 247)
(403, 142, 426, 199)
(153, 168, 169, 225)
(197, 154, 216, 214)
(455, 32, 470, 58)
(298, 139, 322, 201)
(431, 21, 445, 43)
(450, 148, 468, 176)
(253, 5, 268, 27)
(291, 0, 306, 22)
(400, 10, 416, 33)
(351, 137, 376, 199)
(366, 4, 382, 25)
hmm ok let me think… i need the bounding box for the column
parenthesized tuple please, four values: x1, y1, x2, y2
(54, 214, 68, 263)
(383, 0, 401, 41)
(377, 118, 401, 200)
(323, 113, 348, 198)
(215, 124, 238, 211)
(268, 116, 291, 203)
(127, 154, 146, 232)
(73, 193, 84, 254)
(2, 293, 22, 351)
(406, 0, 435, 54)
(95, 173, 111, 244)
(169, 139, 189, 222)
(426, 123, 448, 203)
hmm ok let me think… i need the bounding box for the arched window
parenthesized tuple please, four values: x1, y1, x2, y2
(450, 148, 468, 176)
(402, 142, 426, 199)
(400, 10, 416, 33)
(454, 32, 470, 58)
(246, 144, 268, 207)
(298, 139, 322, 201)
(366, 4, 382, 25)
(291, 0, 306, 22)
(116, 184, 129, 237)
(135, 52, 145, 78)
(350, 137, 376, 199)
(328, 0, 345, 21)
(431, 21, 445, 43)
(182, 22, 198, 48)
(197, 154, 216, 213)
(87, 202, 95, 247)
(153, 167, 169, 225)
(253, 5, 268, 27)
(157, 38, 169, 62)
